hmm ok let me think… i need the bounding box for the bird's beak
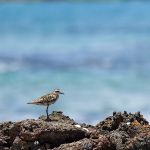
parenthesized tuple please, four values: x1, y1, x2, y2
(60, 92, 64, 94)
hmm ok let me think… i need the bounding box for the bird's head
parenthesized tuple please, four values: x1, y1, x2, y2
(54, 89, 64, 94)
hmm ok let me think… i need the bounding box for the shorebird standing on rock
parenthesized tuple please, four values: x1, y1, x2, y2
(27, 89, 64, 120)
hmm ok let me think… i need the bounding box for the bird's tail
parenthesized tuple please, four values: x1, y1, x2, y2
(27, 102, 33, 104)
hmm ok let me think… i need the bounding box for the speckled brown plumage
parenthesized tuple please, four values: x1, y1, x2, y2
(27, 89, 64, 120)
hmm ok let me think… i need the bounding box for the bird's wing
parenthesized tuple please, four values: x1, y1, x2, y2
(32, 93, 57, 104)
(46, 93, 57, 103)
(28, 97, 44, 104)
(27, 92, 58, 105)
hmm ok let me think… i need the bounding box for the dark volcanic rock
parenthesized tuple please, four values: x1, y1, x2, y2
(0, 111, 150, 150)
(52, 138, 94, 150)
(96, 111, 150, 150)
(0, 112, 88, 150)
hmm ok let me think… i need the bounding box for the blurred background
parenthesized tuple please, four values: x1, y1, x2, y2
(0, 2, 150, 124)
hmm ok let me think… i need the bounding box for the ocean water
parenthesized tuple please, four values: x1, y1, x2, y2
(0, 2, 150, 124)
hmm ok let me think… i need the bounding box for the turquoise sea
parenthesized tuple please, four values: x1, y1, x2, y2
(0, 2, 150, 124)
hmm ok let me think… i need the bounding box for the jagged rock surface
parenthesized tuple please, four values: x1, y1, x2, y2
(0, 111, 150, 150)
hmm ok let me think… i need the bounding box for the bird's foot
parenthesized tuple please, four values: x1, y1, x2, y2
(45, 117, 51, 122)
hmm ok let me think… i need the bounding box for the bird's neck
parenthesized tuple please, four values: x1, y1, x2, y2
(53, 92, 59, 98)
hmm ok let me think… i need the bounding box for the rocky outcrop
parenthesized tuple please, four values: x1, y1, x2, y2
(0, 111, 150, 150)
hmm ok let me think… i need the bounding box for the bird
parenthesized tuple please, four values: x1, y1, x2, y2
(27, 89, 64, 120)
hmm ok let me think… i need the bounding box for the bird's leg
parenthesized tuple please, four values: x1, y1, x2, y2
(46, 105, 49, 121)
